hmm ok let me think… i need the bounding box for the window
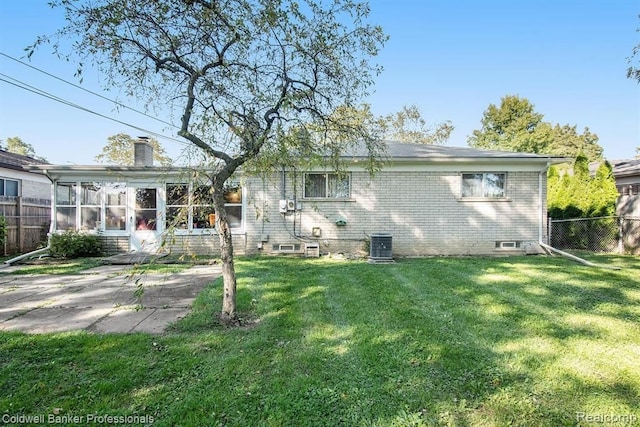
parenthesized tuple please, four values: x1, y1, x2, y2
(304, 173, 350, 198)
(56, 182, 77, 231)
(104, 183, 127, 230)
(166, 183, 189, 229)
(223, 185, 243, 228)
(462, 173, 506, 198)
(165, 182, 243, 231)
(192, 184, 215, 229)
(80, 182, 102, 230)
(0, 178, 19, 197)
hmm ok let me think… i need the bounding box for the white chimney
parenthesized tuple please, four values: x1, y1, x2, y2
(134, 136, 154, 167)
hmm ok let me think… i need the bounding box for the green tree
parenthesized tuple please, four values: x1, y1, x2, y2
(627, 16, 640, 81)
(547, 155, 618, 219)
(1, 136, 46, 161)
(381, 105, 453, 144)
(95, 134, 172, 166)
(35, 0, 386, 323)
(547, 124, 602, 163)
(468, 95, 603, 162)
(467, 95, 552, 153)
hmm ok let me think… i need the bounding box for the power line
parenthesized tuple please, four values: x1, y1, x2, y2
(0, 72, 190, 148)
(0, 51, 180, 131)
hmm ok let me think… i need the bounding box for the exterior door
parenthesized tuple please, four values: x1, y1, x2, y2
(130, 185, 162, 252)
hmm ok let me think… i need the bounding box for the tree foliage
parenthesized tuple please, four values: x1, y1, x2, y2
(468, 95, 603, 162)
(547, 156, 619, 219)
(381, 105, 453, 144)
(36, 0, 387, 323)
(95, 133, 172, 166)
(627, 15, 640, 81)
(1, 136, 46, 161)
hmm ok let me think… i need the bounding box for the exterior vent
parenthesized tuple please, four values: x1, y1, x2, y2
(369, 233, 393, 262)
(272, 243, 302, 252)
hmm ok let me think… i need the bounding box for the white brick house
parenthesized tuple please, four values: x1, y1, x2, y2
(29, 141, 564, 257)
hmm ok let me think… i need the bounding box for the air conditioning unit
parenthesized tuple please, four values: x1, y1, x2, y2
(286, 199, 296, 211)
(369, 233, 393, 262)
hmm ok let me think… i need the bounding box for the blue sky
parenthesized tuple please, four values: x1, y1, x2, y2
(0, 0, 638, 165)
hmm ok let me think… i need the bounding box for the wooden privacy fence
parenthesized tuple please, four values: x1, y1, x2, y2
(0, 196, 51, 255)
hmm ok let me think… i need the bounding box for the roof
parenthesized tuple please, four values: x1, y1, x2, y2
(610, 158, 640, 178)
(0, 149, 49, 173)
(348, 141, 568, 163)
(27, 141, 567, 178)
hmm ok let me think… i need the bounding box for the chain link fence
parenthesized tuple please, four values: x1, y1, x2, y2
(549, 216, 640, 254)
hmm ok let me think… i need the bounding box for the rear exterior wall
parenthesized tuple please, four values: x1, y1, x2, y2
(246, 169, 546, 257)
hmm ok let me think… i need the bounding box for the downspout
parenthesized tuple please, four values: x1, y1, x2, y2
(538, 161, 548, 244)
(3, 168, 54, 265)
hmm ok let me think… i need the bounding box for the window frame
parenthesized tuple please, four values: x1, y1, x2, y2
(303, 173, 351, 199)
(55, 182, 78, 231)
(0, 178, 20, 197)
(460, 172, 507, 199)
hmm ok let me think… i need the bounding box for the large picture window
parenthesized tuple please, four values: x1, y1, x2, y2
(304, 173, 350, 199)
(462, 173, 506, 198)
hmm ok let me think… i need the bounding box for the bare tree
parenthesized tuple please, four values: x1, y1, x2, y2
(33, 0, 387, 323)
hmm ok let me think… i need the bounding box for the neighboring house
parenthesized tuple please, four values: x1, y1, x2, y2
(28, 140, 564, 257)
(0, 149, 50, 200)
(0, 149, 51, 254)
(611, 158, 640, 217)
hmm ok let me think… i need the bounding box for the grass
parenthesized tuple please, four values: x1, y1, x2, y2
(1, 254, 639, 426)
(0, 257, 191, 275)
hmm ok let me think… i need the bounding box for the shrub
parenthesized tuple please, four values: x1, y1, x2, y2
(0, 216, 6, 248)
(49, 231, 103, 258)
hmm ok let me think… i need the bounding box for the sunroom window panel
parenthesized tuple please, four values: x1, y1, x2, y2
(105, 207, 126, 231)
(56, 207, 76, 231)
(56, 183, 77, 205)
(193, 206, 215, 229)
(81, 182, 102, 205)
(226, 205, 243, 228)
(81, 207, 101, 230)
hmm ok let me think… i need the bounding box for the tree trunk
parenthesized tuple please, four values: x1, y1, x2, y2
(212, 180, 238, 324)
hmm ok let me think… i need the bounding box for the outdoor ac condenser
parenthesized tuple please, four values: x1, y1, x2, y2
(369, 233, 393, 261)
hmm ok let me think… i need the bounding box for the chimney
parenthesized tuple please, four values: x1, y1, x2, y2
(134, 136, 154, 167)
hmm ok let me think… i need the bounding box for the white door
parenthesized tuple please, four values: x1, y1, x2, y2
(130, 185, 162, 252)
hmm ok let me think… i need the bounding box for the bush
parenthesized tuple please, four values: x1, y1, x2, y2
(49, 231, 103, 258)
(0, 216, 6, 248)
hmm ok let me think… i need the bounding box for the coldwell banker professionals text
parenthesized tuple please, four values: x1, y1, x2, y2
(1, 413, 155, 425)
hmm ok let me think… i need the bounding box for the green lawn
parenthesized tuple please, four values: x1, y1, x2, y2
(1, 255, 639, 426)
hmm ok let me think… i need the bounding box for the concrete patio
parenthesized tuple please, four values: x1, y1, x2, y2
(0, 263, 222, 334)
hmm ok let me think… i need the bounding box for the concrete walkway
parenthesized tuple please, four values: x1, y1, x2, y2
(0, 264, 222, 334)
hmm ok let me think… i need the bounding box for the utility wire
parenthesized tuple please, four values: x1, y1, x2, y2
(0, 51, 179, 131)
(0, 72, 190, 148)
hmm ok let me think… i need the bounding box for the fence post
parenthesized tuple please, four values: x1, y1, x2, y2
(618, 216, 624, 254)
(17, 197, 23, 253)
